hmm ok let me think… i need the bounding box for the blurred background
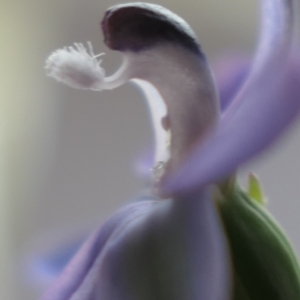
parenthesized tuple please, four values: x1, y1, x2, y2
(1, 0, 300, 298)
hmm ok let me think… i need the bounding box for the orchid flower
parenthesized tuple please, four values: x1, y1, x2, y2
(41, 1, 300, 299)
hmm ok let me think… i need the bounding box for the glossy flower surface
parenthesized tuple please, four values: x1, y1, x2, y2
(41, 1, 300, 299)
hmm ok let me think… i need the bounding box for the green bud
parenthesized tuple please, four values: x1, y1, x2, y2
(217, 181, 300, 300)
(247, 173, 267, 205)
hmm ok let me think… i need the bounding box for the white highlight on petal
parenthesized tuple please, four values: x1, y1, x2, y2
(45, 42, 106, 90)
(132, 79, 170, 181)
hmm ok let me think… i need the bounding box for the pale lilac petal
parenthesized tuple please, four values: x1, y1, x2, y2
(162, 0, 296, 195)
(40, 191, 230, 300)
(40, 201, 157, 300)
(240, 0, 294, 86)
(95, 191, 230, 300)
(32, 236, 85, 286)
(213, 56, 250, 111)
(164, 62, 300, 195)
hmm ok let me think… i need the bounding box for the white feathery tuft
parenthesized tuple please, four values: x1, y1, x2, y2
(45, 42, 105, 90)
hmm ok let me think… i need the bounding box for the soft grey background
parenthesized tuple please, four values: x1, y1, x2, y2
(1, 0, 300, 299)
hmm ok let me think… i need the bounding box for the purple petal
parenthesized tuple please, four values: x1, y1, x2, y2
(213, 56, 250, 112)
(238, 0, 294, 87)
(164, 61, 300, 195)
(162, 0, 296, 195)
(40, 191, 230, 300)
(40, 201, 157, 300)
(31, 236, 85, 286)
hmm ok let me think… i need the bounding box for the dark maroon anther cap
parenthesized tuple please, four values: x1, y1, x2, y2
(101, 3, 202, 55)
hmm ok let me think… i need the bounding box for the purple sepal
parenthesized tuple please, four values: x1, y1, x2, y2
(40, 201, 157, 300)
(161, 0, 296, 195)
(213, 56, 250, 112)
(40, 191, 230, 300)
(163, 60, 300, 195)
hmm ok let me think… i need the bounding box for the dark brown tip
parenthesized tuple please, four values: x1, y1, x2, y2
(101, 3, 202, 55)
